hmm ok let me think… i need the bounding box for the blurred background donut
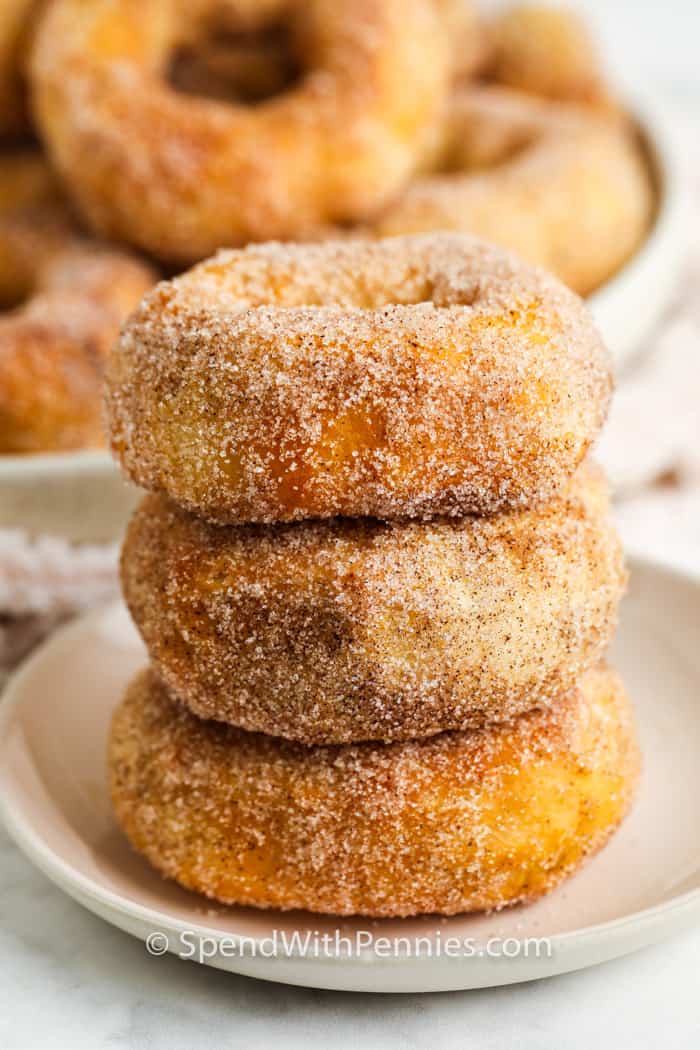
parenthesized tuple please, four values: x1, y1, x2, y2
(29, 0, 451, 262)
(0, 150, 156, 452)
(484, 3, 611, 107)
(375, 86, 653, 295)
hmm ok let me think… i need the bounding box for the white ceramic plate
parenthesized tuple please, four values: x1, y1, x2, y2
(1, 556, 699, 993)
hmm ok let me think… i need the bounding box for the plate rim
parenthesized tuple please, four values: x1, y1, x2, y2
(1, 554, 700, 978)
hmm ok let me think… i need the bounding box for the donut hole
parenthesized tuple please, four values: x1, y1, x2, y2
(169, 21, 302, 105)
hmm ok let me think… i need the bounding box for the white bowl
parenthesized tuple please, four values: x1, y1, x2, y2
(1, 557, 700, 993)
(0, 95, 683, 542)
(588, 94, 685, 369)
(0, 449, 137, 544)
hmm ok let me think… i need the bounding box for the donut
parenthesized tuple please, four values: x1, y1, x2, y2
(29, 0, 449, 263)
(0, 0, 34, 137)
(105, 234, 612, 524)
(0, 150, 76, 308)
(486, 3, 611, 108)
(0, 177, 157, 452)
(0, 150, 64, 219)
(109, 663, 640, 916)
(122, 462, 625, 744)
(173, 2, 488, 105)
(374, 88, 653, 296)
(435, 0, 490, 82)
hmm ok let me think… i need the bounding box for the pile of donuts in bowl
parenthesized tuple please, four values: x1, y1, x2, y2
(0, 0, 654, 455)
(3, 0, 646, 916)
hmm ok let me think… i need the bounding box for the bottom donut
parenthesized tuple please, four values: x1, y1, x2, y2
(109, 665, 640, 918)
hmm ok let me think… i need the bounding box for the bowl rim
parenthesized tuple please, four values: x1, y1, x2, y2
(587, 90, 686, 343)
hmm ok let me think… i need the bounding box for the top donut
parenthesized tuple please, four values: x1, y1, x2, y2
(106, 234, 612, 524)
(29, 0, 449, 264)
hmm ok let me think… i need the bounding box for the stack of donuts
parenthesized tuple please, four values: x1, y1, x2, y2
(0, 0, 653, 455)
(106, 234, 640, 916)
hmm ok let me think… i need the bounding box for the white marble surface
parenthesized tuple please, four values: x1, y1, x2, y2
(3, 2, 700, 1046)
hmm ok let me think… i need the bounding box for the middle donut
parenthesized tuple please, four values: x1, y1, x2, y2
(122, 461, 625, 745)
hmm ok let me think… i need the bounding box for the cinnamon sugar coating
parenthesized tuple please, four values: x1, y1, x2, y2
(29, 0, 449, 263)
(109, 663, 640, 917)
(375, 88, 653, 296)
(106, 234, 612, 524)
(0, 159, 157, 452)
(122, 462, 625, 744)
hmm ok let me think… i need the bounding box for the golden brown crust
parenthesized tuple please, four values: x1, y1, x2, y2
(0, 155, 157, 453)
(29, 0, 449, 262)
(375, 88, 653, 296)
(109, 663, 640, 916)
(122, 462, 625, 743)
(106, 234, 612, 523)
